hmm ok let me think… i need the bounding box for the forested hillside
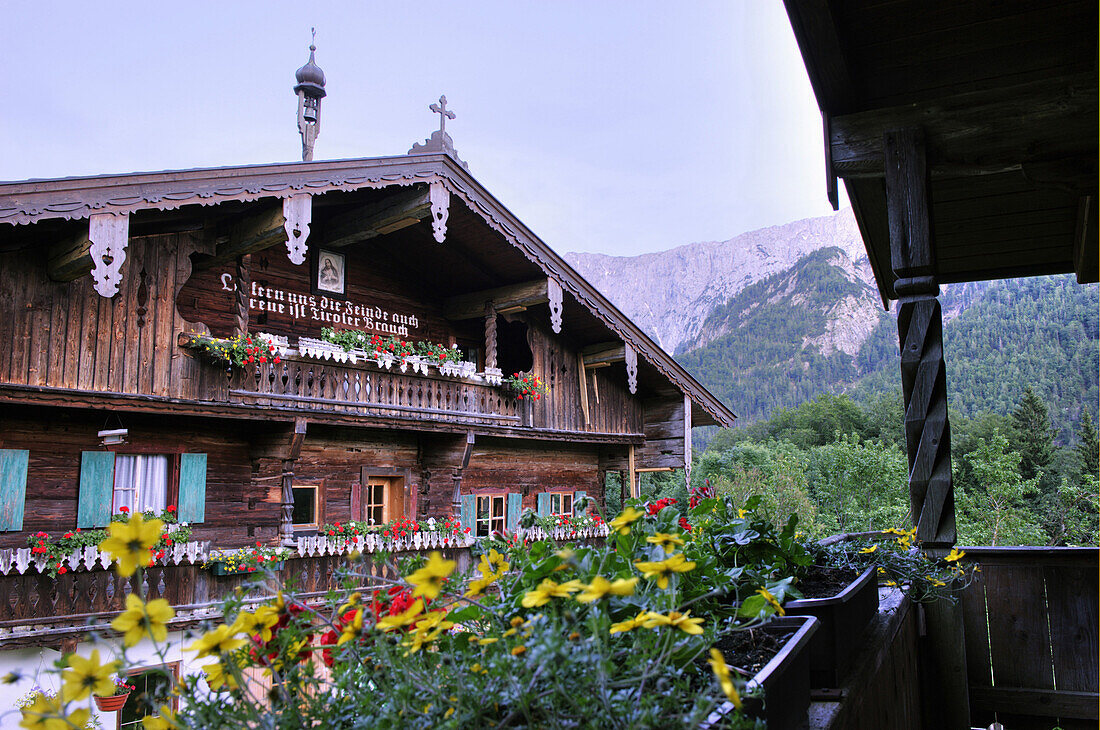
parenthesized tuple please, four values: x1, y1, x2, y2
(677, 271, 1099, 442)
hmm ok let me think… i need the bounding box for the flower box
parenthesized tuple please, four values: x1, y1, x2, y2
(482, 366, 503, 385)
(209, 560, 284, 576)
(786, 566, 878, 687)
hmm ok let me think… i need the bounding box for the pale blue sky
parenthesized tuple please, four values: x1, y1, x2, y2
(1, 1, 844, 256)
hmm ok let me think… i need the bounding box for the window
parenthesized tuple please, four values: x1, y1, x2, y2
(363, 482, 386, 525)
(292, 485, 319, 529)
(112, 454, 170, 515)
(118, 663, 178, 729)
(548, 492, 573, 519)
(475, 494, 506, 538)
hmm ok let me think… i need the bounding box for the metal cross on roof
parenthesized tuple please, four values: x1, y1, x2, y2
(430, 95, 456, 135)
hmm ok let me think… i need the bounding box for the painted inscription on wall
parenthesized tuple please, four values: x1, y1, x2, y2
(248, 282, 419, 337)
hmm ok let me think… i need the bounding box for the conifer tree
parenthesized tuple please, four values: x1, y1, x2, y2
(1011, 386, 1055, 487)
(1076, 408, 1099, 480)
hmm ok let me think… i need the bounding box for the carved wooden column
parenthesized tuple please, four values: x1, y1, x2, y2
(235, 254, 251, 337)
(884, 127, 955, 551)
(885, 128, 968, 730)
(279, 419, 308, 546)
(484, 302, 497, 369)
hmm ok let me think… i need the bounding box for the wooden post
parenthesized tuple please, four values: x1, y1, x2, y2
(235, 254, 250, 337)
(451, 432, 476, 520)
(627, 445, 638, 500)
(684, 395, 692, 491)
(484, 302, 497, 369)
(577, 353, 591, 427)
(885, 127, 968, 728)
(884, 127, 956, 551)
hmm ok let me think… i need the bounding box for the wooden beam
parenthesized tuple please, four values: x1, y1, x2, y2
(684, 394, 692, 489)
(444, 279, 549, 320)
(969, 687, 1099, 720)
(47, 228, 94, 282)
(324, 187, 432, 249)
(581, 343, 625, 368)
(1074, 195, 1098, 284)
(635, 467, 672, 473)
(830, 74, 1098, 177)
(196, 202, 287, 271)
(577, 353, 590, 426)
(627, 445, 637, 500)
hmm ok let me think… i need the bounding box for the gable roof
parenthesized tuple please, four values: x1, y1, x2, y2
(0, 153, 736, 427)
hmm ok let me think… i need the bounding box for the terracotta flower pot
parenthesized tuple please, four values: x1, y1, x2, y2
(93, 691, 130, 712)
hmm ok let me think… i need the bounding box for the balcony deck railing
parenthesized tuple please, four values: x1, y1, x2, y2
(223, 355, 525, 427)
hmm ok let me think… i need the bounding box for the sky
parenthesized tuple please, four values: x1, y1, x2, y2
(1, 1, 845, 257)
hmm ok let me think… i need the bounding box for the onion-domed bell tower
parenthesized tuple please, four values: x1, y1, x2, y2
(294, 29, 327, 161)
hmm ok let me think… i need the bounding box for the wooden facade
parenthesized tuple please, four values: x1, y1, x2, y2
(0, 152, 735, 574)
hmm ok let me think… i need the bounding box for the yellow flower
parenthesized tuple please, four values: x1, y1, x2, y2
(233, 606, 279, 643)
(112, 593, 175, 648)
(646, 532, 686, 554)
(406, 552, 456, 600)
(338, 591, 362, 615)
(377, 598, 425, 632)
(860, 544, 878, 554)
(642, 610, 705, 635)
(511, 645, 527, 656)
(337, 608, 364, 645)
(141, 706, 179, 730)
(99, 513, 164, 577)
(708, 649, 743, 709)
(465, 572, 500, 597)
(188, 623, 246, 659)
(477, 549, 509, 578)
(944, 548, 966, 563)
(756, 587, 786, 616)
(608, 507, 644, 535)
(404, 620, 449, 654)
(477, 637, 498, 645)
(927, 576, 946, 587)
(19, 693, 90, 730)
(62, 649, 119, 701)
(576, 576, 639, 603)
(609, 611, 650, 634)
(202, 660, 239, 691)
(634, 553, 696, 589)
(737, 508, 747, 519)
(521, 579, 582, 608)
(881, 527, 906, 536)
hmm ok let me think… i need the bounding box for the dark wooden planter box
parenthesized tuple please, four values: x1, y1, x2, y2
(209, 560, 284, 576)
(704, 615, 820, 729)
(786, 566, 878, 687)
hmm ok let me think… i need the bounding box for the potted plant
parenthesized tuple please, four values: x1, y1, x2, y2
(503, 372, 548, 401)
(206, 543, 291, 575)
(93, 676, 135, 712)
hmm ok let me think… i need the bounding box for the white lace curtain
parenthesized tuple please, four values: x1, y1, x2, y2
(112, 454, 169, 514)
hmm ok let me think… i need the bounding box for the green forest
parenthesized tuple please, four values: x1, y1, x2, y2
(663, 269, 1099, 547)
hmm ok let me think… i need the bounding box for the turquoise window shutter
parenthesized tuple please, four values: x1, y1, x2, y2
(460, 494, 476, 531)
(537, 492, 550, 516)
(573, 491, 587, 517)
(178, 453, 208, 524)
(77, 452, 115, 528)
(0, 450, 29, 531)
(506, 493, 522, 530)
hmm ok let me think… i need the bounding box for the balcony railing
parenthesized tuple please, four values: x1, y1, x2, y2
(221, 354, 525, 427)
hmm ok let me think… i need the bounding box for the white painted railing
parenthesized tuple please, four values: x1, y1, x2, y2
(517, 524, 610, 542)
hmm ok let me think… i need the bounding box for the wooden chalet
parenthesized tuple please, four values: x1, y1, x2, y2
(0, 129, 734, 555)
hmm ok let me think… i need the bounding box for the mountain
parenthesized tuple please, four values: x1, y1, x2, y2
(565, 209, 868, 355)
(567, 210, 1098, 440)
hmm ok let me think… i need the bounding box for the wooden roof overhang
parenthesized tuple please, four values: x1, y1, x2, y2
(783, 0, 1098, 304)
(0, 153, 735, 428)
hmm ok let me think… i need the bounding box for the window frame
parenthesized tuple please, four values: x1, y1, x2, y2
(118, 662, 179, 730)
(547, 491, 574, 519)
(292, 483, 322, 531)
(475, 494, 506, 538)
(110, 452, 179, 515)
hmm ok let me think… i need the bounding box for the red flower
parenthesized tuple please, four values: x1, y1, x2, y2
(63, 532, 73, 539)
(119, 506, 129, 514)
(167, 505, 176, 512)
(58, 566, 67, 575)
(679, 516, 692, 532)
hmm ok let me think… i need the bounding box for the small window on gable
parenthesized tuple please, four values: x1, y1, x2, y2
(475, 494, 506, 538)
(293, 485, 319, 529)
(113, 454, 170, 515)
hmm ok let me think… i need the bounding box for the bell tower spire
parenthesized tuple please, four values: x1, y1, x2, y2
(293, 28, 327, 161)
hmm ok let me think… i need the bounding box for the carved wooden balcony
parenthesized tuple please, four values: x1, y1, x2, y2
(215, 354, 525, 428)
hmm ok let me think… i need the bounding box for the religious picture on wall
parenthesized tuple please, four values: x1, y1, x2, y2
(314, 249, 345, 296)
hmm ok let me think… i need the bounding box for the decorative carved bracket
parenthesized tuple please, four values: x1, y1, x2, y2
(429, 181, 450, 243)
(283, 194, 311, 264)
(548, 278, 563, 334)
(90, 213, 130, 298)
(624, 342, 638, 394)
